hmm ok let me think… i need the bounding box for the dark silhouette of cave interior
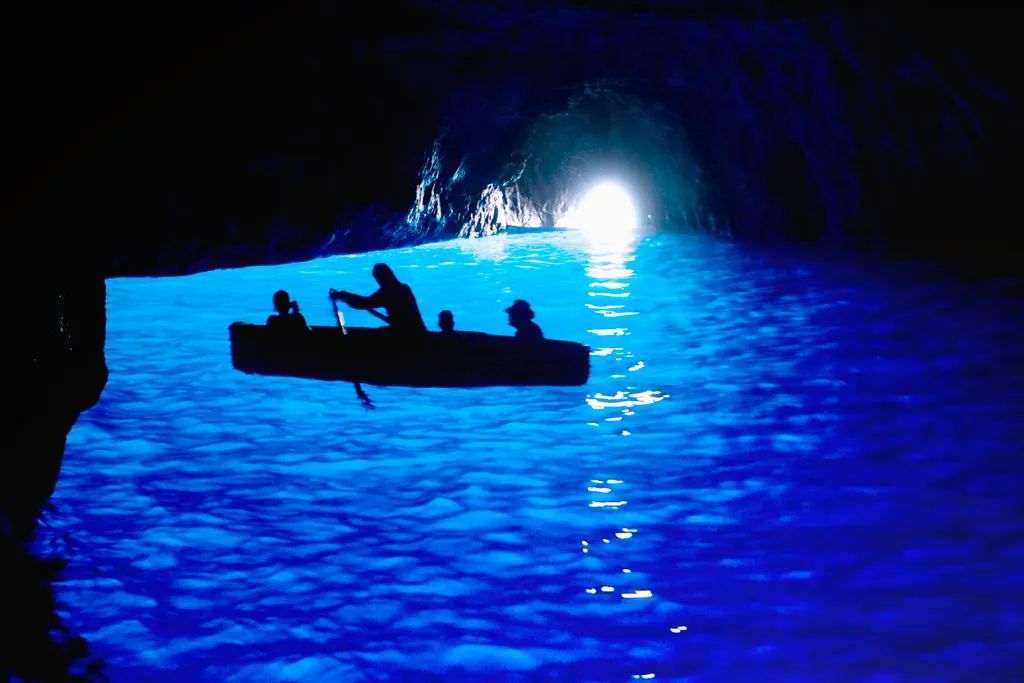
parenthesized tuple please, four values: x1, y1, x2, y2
(4, 2, 1022, 681)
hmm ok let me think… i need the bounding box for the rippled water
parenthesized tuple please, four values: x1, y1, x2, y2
(42, 231, 1024, 681)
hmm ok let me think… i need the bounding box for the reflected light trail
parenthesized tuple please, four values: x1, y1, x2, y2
(586, 390, 669, 409)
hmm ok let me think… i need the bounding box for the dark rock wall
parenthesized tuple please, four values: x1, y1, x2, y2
(8, 274, 107, 538)
(10, 4, 1019, 278)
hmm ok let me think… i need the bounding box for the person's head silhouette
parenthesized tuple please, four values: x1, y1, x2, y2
(505, 299, 535, 326)
(438, 310, 455, 333)
(273, 290, 291, 315)
(372, 263, 398, 288)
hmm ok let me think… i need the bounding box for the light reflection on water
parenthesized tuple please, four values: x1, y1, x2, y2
(39, 230, 1024, 682)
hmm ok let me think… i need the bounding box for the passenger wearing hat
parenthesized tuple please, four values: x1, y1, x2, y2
(505, 299, 544, 340)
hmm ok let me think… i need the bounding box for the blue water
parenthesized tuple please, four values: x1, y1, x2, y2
(41, 231, 1024, 681)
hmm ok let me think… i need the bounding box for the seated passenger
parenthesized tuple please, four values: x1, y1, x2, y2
(505, 299, 544, 340)
(437, 310, 470, 348)
(330, 263, 427, 338)
(267, 290, 309, 331)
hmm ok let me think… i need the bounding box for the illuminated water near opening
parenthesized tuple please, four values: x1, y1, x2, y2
(557, 183, 638, 240)
(44, 231, 1024, 681)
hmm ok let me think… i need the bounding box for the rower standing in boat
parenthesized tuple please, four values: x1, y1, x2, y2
(267, 290, 309, 332)
(506, 299, 544, 340)
(330, 263, 428, 338)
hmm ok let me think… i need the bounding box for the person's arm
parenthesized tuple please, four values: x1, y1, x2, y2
(341, 288, 387, 310)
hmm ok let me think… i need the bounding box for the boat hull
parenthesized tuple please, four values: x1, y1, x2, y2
(229, 323, 591, 388)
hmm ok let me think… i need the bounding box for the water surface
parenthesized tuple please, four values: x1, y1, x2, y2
(46, 231, 1024, 681)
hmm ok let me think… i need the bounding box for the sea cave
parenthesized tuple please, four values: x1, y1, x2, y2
(5, 2, 1024, 681)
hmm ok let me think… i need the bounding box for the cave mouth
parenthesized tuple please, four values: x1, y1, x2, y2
(431, 80, 710, 243)
(556, 182, 640, 240)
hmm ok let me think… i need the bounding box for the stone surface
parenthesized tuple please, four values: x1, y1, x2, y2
(7, 3, 1020, 278)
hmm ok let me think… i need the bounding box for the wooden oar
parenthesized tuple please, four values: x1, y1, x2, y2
(367, 307, 390, 324)
(332, 288, 388, 325)
(332, 296, 348, 335)
(331, 295, 374, 409)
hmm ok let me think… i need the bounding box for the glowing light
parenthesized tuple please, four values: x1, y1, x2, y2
(587, 391, 668, 410)
(622, 590, 652, 599)
(558, 183, 638, 240)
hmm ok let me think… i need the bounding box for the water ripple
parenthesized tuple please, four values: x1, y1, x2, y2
(42, 231, 1024, 681)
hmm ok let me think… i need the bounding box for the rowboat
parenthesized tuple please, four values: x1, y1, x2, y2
(228, 323, 590, 387)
